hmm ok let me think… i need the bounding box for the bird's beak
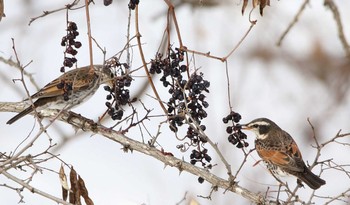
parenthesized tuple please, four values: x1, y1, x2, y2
(240, 124, 250, 130)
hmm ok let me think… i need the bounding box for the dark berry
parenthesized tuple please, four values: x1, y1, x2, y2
(232, 112, 242, 123)
(61, 37, 67, 46)
(228, 134, 238, 144)
(167, 106, 174, 113)
(180, 65, 187, 72)
(202, 101, 209, 108)
(63, 58, 73, 67)
(236, 142, 243, 148)
(57, 82, 64, 89)
(63, 93, 69, 101)
(68, 39, 75, 46)
(204, 154, 211, 162)
(72, 31, 79, 37)
(74, 41, 82, 48)
(60, 66, 65, 73)
(68, 22, 77, 31)
(198, 94, 205, 101)
(226, 126, 233, 134)
(66, 46, 75, 54)
(70, 57, 77, 63)
(66, 83, 73, 91)
(104, 0, 113, 6)
(124, 79, 131, 87)
(105, 102, 112, 108)
(198, 177, 204, 184)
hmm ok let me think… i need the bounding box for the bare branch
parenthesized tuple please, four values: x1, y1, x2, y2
(324, 0, 350, 58)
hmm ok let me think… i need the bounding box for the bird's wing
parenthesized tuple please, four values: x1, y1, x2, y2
(30, 67, 94, 99)
(30, 78, 66, 99)
(256, 137, 304, 172)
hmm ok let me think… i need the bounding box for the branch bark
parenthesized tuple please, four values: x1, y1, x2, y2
(0, 102, 274, 204)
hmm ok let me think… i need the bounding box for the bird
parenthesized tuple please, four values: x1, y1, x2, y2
(6, 65, 114, 125)
(241, 118, 326, 189)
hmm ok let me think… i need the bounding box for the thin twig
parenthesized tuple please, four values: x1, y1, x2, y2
(0, 168, 73, 205)
(277, 0, 309, 46)
(28, 0, 81, 25)
(84, 0, 94, 70)
(324, 0, 350, 58)
(223, 20, 256, 61)
(134, 5, 168, 115)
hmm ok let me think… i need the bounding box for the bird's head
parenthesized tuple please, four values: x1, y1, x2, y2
(241, 118, 279, 140)
(94, 65, 115, 88)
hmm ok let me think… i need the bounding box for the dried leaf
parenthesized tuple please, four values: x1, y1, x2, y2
(61, 187, 68, 201)
(0, 0, 5, 21)
(78, 176, 94, 205)
(241, 0, 271, 16)
(190, 198, 200, 205)
(69, 190, 76, 204)
(242, 0, 248, 15)
(252, 0, 259, 8)
(59, 165, 69, 201)
(259, 0, 270, 16)
(69, 167, 81, 205)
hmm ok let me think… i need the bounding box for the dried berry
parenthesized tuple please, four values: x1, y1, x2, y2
(74, 41, 82, 49)
(104, 74, 133, 121)
(224, 111, 248, 148)
(198, 177, 204, 184)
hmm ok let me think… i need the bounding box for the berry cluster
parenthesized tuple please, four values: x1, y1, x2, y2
(57, 21, 82, 101)
(60, 21, 81, 72)
(57, 81, 73, 101)
(166, 72, 210, 133)
(183, 72, 210, 119)
(128, 0, 139, 10)
(223, 111, 249, 148)
(190, 148, 212, 168)
(104, 62, 133, 121)
(150, 47, 212, 179)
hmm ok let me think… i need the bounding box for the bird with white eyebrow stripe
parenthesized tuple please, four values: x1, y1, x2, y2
(241, 118, 326, 189)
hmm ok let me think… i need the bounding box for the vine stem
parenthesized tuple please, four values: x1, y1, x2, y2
(134, 5, 168, 115)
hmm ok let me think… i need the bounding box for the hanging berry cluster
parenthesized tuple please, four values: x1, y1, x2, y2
(60, 21, 81, 72)
(150, 47, 212, 181)
(104, 60, 133, 121)
(223, 111, 249, 148)
(57, 21, 82, 101)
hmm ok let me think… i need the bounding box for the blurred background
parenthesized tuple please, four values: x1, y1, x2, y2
(0, 0, 349, 204)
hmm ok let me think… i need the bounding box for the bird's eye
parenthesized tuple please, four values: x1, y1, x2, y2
(252, 124, 259, 128)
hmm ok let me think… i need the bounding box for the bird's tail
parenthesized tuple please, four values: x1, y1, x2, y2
(6, 106, 33, 125)
(298, 168, 326, 190)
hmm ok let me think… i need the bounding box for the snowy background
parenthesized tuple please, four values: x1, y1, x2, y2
(1, 0, 350, 204)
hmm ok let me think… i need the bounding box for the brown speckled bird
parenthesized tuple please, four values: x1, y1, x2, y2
(241, 118, 326, 189)
(7, 65, 114, 124)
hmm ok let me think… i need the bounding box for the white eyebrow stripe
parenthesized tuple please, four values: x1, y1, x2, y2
(250, 121, 270, 126)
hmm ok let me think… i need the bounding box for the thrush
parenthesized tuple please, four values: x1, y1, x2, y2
(241, 118, 326, 189)
(6, 65, 114, 124)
